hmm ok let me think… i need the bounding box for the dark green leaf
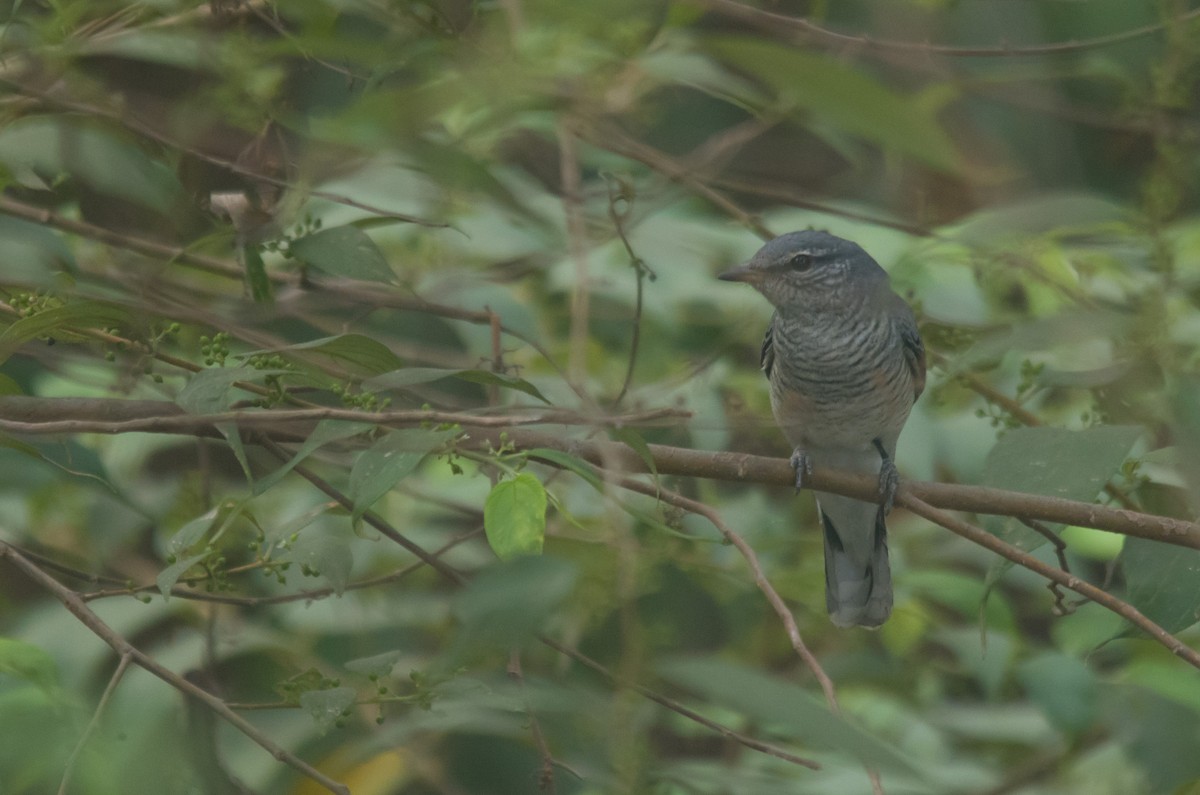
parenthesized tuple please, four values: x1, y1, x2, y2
(983, 426, 1140, 553)
(1017, 652, 1098, 734)
(345, 651, 403, 678)
(0, 116, 184, 211)
(176, 367, 269, 413)
(452, 556, 578, 650)
(658, 657, 922, 775)
(256, 334, 405, 377)
(0, 637, 60, 693)
(484, 473, 547, 559)
(0, 302, 133, 366)
(242, 243, 272, 303)
(255, 420, 372, 495)
(1122, 538, 1200, 634)
(349, 428, 458, 521)
(288, 531, 353, 596)
(290, 225, 395, 283)
(705, 37, 961, 173)
(366, 367, 550, 404)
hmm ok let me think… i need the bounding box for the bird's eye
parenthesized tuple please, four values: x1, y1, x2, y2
(788, 253, 813, 270)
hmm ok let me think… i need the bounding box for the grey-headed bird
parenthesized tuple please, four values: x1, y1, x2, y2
(720, 231, 925, 628)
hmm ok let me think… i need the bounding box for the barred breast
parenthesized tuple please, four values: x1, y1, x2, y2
(767, 311, 916, 454)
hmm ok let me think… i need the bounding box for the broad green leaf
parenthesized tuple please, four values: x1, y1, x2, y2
(300, 686, 358, 733)
(1122, 538, 1200, 634)
(255, 420, 372, 495)
(366, 367, 550, 404)
(484, 473, 548, 559)
(705, 37, 961, 173)
(982, 426, 1141, 553)
(0, 637, 59, 693)
(452, 555, 578, 650)
(274, 333, 404, 377)
(0, 373, 23, 395)
(1103, 686, 1200, 793)
(0, 215, 76, 284)
(0, 116, 184, 211)
(288, 531, 354, 596)
(290, 225, 395, 283)
(176, 367, 273, 413)
(348, 428, 458, 521)
(658, 657, 922, 776)
(156, 552, 209, 600)
(0, 302, 132, 366)
(1017, 652, 1097, 734)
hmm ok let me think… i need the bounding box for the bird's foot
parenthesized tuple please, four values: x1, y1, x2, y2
(789, 448, 813, 492)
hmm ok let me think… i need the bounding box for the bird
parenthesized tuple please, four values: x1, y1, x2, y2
(719, 230, 925, 628)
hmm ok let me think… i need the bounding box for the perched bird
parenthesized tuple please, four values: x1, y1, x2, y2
(719, 230, 925, 628)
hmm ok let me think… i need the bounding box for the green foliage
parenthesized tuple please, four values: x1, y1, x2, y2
(1, 1, 1199, 794)
(483, 473, 548, 559)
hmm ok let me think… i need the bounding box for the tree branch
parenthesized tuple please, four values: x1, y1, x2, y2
(0, 542, 351, 795)
(2, 396, 1195, 549)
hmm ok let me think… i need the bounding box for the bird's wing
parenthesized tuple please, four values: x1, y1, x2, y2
(759, 316, 776, 379)
(898, 311, 926, 399)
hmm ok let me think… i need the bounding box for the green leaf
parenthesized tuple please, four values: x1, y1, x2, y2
(300, 686, 358, 733)
(289, 530, 354, 596)
(609, 427, 657, 476)
(156, 552, 209, 600)
(1017, 652, 1097, 734)
(263, 333, 404, 377)
(166, 507, 221, 557)
(348, 428, 458, 521)
(176, 367, 270, 413)
(484, 473, 548, 560)
(1122, 538, 1200, 634)
(0, 116, 184, 211)
(290, 225, 395, 283)
(0, 637, 60, 693)
(0, 302, 132, 366)
(452, 556, 578, 650)
(255, 420, 372, 495)
(242, 243, 272, 303)
(345, 650, 403, 678)
(366, 367, 550, 404)
(0, 215, 76, 285)
(982, 426, 1141, 553)
(658, 657, 922, 776)
(705, 36, 961, 173)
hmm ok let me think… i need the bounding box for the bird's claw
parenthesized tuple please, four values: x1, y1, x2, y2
(877, 458, 899, 516)
(789, 449, 812, 492)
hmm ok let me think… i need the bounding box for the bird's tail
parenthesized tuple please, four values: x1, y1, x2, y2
(817, 495, 892, 628)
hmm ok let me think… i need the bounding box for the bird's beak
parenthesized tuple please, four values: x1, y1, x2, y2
(717, 261, 761, 284)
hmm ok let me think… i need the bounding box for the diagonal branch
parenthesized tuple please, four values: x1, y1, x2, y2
(0, 542, 351, 795)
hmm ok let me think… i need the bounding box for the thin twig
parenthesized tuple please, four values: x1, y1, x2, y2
(559, 120, 592, 385)
(897, 494, 1200, 670)
(0, 542, 351, 795)
(1019, 518, 1075, 616)
(692, 0, 1200, 58)
(57, 653, 132, 795)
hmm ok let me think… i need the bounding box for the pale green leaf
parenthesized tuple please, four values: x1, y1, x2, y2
(484, 473, 547, 560)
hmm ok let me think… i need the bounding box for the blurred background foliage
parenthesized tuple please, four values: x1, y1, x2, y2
(1, 0, 1200, 793)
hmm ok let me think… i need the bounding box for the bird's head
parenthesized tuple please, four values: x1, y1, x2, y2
(718, 230, 888, 310)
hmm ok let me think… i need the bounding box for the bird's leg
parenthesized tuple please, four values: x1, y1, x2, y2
(872, 438, 898, 516)
(789, 448, 813, 492)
